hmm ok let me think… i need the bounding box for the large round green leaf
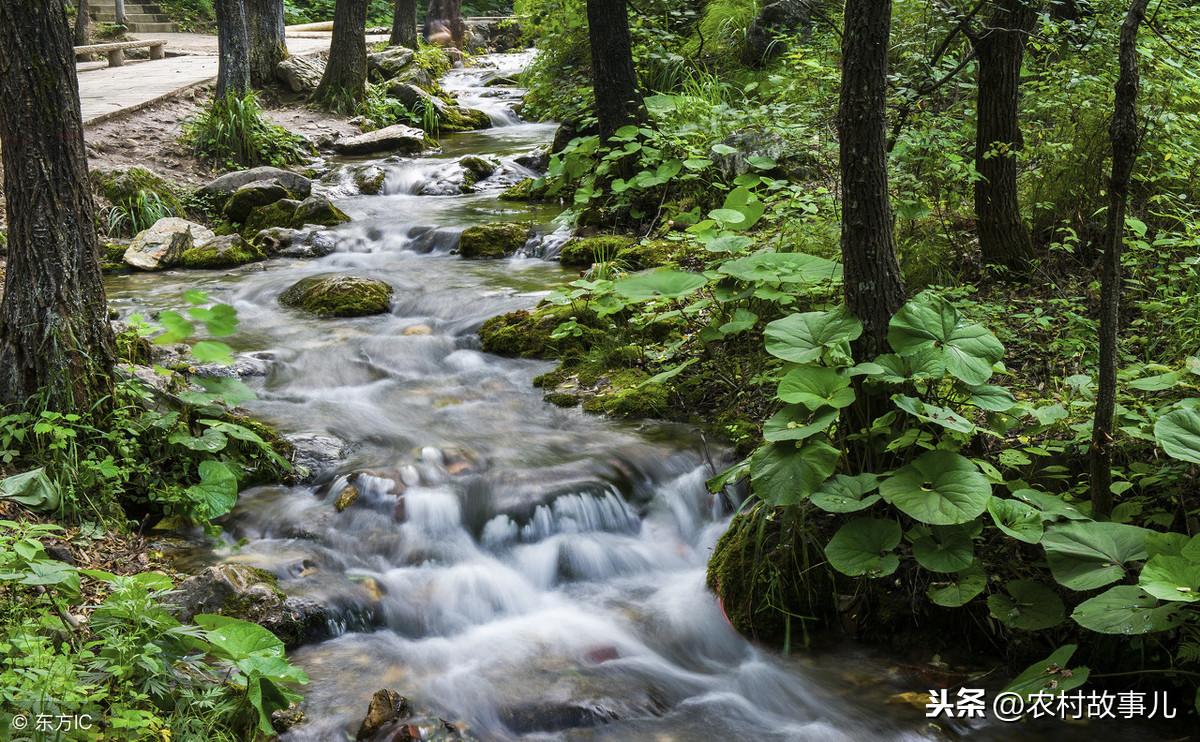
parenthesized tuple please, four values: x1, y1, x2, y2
(967, 384, 1017, 412)
(987, 579, 1064, 631)
(749, 440, 840, 505)
(887, 291, 1003, 385)
(613, 268, 708, 301)
(892, 394, 975, 434)
(912, 523, 977, 572)
(187, 460, 239, 521)
(718, 252, 842, 285)
(927, 564, 987, 607)
(1010, 488, 1088, 521)
(1040, 521, 1150, 591)
(764, 308, 863, 364)
(987, 498, 1044, 544)
(777, 366, 855, 410)
(1138, 555, 1200, 603)
(1071, 585, 1187, 634)
(879, 450, 992, 525)
(825, 518, 901, 577)
(811, 473, 881, 513)
(1153, 407, 1200, 464)
(762, 406, 838, 442)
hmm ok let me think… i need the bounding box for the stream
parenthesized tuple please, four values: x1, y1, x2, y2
(101, 52, 1157, 742)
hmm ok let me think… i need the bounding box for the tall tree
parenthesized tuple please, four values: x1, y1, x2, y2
(0, 0, 115, 413)
(315, 0, 368, 110)
(967, 0, 1039, 270)
(391, 0, 419, 48)
(1090, 0, 1149, 519)
(585, 0, 647, 140)
(247, 0, 288, 88)
(74, 0, 91, 46)
(839, 0, 905, 361)
(426, 0, 465, 47)
(215, 0, 251, 98)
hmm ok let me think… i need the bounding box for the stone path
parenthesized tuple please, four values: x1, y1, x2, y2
(76, 32, 384, 125)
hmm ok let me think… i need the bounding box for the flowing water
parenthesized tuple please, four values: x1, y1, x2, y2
(103, 52, 1164, 742)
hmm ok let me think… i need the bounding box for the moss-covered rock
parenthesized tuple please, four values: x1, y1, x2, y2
(616, 239, 689, 270)
(292, 195, 350, 228)
(439, 105, 493, 132)
(460, 155, 499, 187)
(580, 369, 669, 417)
(558, 235, 636, 267)
(353, 165, 388, 195)
(279, 274, 394, 318)
(499, 177, 548, 202)
(224, 180, 291, 223)
(458, 222, 528, 259)
(94, 167, 184, 215)
(179, 234, 267, 269)
(243, 198, 301, 237)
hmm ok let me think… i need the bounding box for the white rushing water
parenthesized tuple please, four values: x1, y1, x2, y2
(103, 51, 1141, 742)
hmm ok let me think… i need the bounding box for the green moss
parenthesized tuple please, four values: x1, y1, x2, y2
(580, 369, 669, 417)
(544, 392, 580, 408)
(179, 235, 267, 268)
(617, 239, 692, 270)
(95, 167, 184, 214)
(279, 275, 394, 318)
(114, 327, 153, 365)
(458, 222, 528, 259)
(439, 106, 492, 132)
(242, 199, 300, 237)
(292, 197, 350, 228)
(558, 235, 636, 267)
(499, 178, 547, 202)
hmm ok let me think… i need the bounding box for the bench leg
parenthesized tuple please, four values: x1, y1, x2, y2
(149, 44, 164, 60)
(107, 48, 124, 67)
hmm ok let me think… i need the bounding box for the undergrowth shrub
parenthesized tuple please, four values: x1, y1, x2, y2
(183, 93, 311, 169)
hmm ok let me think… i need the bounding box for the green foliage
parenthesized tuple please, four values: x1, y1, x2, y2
(95, 168, 183, 237)
(183, 92, 311, 169)
(0, 521, 306, 739)
(156, 0, 215, 32)
(284, 0, 393, 25)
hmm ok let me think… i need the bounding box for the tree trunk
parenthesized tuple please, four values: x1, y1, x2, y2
(215, 0, 251, 98)
(0, 0, 115, 414)
(315, 0, 368, 110)
(391, 0, 419, 48)
(1090, 0, 1149, 520)
(247, 0, 288, 88)
(74, 0, 91, 46)
(839, 0, 905, 361)
(586, 0, 647, 141)
(114, 0, 126, 26)
(971, 0, 1037, 271)
(426, 0, 465, 47)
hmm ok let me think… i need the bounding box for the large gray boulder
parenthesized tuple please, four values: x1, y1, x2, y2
(225, 179, 292, 223)
(199, 167, 313, 205)
(333, 125, 426, 156)
(124, 218, 215, 271)
(367, 46, 415, 80)
(386, 81, 443, 110)
(276, 55, 326, 93)
(279, 274, 394, 318)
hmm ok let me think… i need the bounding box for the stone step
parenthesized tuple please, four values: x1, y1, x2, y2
(89, 4, 167, 16)
(92, 13, 171, 23)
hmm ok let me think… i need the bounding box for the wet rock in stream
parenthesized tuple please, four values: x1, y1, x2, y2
(279, 274, 394, 318)
(334, 124, 427, 156)
(456, 222, 529, 259)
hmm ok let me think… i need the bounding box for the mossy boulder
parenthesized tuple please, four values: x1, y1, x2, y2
(292, 195, 350, 228)
(352, 165, 388, 195)
(458, 222, 528, 259)
(94, 167, 183, 214)
(224, 180, 292, 223)
(479, 304, 603, 359)
(460, 154, 499, 184)
(580, 369, 669, 418)
(368, 46, 415, 81)
(558, 235, 636, 267)
(279, 274, 394, 318)
(439, 106, 492, 132)
(180, 234, 267, 269)
(243, 198, 301, 236)
(499, 177, 547, 202)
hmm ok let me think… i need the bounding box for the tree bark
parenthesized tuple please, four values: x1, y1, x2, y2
(74, 0, 91, 47)
(426, 0, 465, 47)
(586, 0, 647, 141)
(971, 0, 1037, 271)
(247, 0, 288, 88)
(839, 0, 905, 361)
(0, 0, 115, 414)
(215, 0, 251, 98)
(315, 0, 368, 110)
(392, 0, 419, 48)
(1090, 0, 1149, 520)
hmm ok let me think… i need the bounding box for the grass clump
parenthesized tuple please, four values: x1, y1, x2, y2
(183, 92, 312, 170)
(95, 168, 183, 237)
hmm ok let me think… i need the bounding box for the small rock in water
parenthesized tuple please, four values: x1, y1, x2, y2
(334, 484, 360, 512)
(334, 124, 426, 156)
(403, 324, 432, 336)
(124, 218, 214, 271)
(286, 433, 352, 481)
(279, 274, 394, 318)
(356, 689, 411, 741)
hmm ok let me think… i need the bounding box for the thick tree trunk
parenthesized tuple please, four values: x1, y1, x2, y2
(74, 0, 91, 46)
(839, 0, 905, 361)
(586, 0, 647, 141)
(391, 0, 419, 48)
(315, 0, 368, 110)
(0, 0, 115, 413)
(426, 0, 465, 47)
(247, 0, 288, 88)
(972, 0, 1037, 271)
(1090, 0, 1149, 519)
(215, 0, 251, 98)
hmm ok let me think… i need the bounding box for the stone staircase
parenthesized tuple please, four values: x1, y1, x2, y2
(88, 2, 178, 34)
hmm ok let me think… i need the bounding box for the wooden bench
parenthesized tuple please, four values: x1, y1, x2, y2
(74, 39, 167, 68)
